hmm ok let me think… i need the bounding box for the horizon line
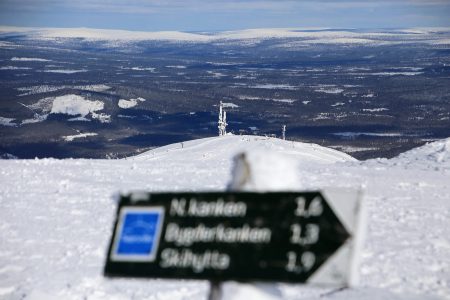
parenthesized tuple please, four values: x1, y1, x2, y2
(2, 25, 450, 34)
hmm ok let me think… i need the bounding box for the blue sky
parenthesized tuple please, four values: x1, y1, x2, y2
(1, 0, 449, 31)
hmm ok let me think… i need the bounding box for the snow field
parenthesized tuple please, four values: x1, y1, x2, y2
(13, 94, 112, 125)
(118, 97, 145, 109)
(0, 135, 449, 299)
(50, 94, 104, 116)
(0, 117, 17, 127)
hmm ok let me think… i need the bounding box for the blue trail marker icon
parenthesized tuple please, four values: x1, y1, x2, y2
(111, 207, 165, 261)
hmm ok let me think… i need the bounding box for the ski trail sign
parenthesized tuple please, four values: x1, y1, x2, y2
(104, 190, 365, 286)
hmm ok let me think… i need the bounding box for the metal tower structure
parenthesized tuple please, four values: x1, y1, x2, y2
(218, 101, 228, 136)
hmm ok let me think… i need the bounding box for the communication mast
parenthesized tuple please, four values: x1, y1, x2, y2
(218, 101, 227, 136)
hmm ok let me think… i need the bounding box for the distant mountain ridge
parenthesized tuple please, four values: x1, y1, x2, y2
(1, 26, 450, 45)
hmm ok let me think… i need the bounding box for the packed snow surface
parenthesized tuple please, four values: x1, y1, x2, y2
(0, 135, 449, 300)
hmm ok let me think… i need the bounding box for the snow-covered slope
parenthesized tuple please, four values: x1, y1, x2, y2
(377, 138, 450, 171)
(133, 135, 354, 163)
(0, 136, 449, 300)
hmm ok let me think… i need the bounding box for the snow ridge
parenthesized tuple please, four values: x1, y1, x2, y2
(386, 138, 450, 170)
(132, 135, 355, 164)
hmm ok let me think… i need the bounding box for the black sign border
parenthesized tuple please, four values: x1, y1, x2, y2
(104, 191, 350, 283)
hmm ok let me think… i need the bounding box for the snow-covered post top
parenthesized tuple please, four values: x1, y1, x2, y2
(213, 149, 366, 300)
(214, 150, 303, 300)
(228, 151, 301, 192)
